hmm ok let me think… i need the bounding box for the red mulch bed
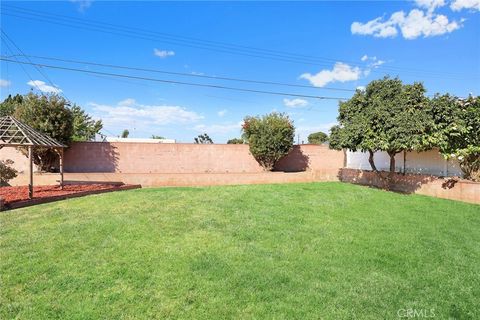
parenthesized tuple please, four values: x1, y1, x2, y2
(0, 184, 132, 206)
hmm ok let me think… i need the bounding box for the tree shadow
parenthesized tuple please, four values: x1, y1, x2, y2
(338, 168, 437, 194)
(65, 143, 120, 173)
(273, 146, 310, 172)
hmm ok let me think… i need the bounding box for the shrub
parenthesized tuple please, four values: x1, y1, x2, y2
(242, 112, 294, 171)
(194, 133, 213, 144)
(0, 159, 18, 186)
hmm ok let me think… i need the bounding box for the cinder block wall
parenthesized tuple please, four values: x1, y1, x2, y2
(0, 142, 345, 174)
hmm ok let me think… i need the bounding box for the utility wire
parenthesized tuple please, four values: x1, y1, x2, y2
(0, 57, 349, 100)
(2, 4, 476, 80)
(10, 54, 356, 92)
(0, 34, 45, 93)
(0, 30, 67, 101)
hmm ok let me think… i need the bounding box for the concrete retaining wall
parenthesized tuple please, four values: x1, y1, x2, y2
(339, 168, 479, 204)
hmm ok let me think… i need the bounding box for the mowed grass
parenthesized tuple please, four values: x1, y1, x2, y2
(1, 182, 479, 319)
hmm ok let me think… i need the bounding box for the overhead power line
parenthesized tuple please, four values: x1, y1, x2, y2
(10, 54, 356, 92)
(0, 57, 349, 100)
(2, 4, 477, 80)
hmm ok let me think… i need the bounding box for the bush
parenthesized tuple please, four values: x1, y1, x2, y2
(242, 112, 294, 171)
(0, 159, 18, 186)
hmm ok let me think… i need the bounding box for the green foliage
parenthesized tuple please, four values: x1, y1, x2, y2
(226, 138, 245, 144)
(0, 159, 17, 186)
(194, 133, 213, 144)
(307, 131, 328, 144)
(429, 95, 480, 180)
(14, 93, 74, 172)
(121, 129, 130, 138)
(242, 112, 294, 170)
(330, 77, 431, 173)
(71, 104, 103, 142)
(0, 94, 23, 117)
(151, 135, 165, 139)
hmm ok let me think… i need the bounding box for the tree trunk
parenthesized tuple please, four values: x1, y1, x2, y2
(389, 152, 396, 173)
(368, 150, 378, 172)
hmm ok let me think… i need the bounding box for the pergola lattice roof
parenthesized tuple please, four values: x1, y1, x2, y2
(0, 116, 66, 148)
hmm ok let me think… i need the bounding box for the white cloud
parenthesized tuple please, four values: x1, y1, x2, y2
(194, 122, 242, 135)
(415, 0, 446, 12)
(283, 98, 309, 108)
(352, 8, 462, 39)
(154, 49, 175, 58)
(89, 99, 202, 129)
(356, 86, 366, 91)
(451, 0, 480, 11)
(70, 0, 93, 12)
(0, 79, 11, 87)
(361, 55, 369, 61)
(217, 109, 227, 117)
(27, 80, 62, 94)
(300, 62, 362, 87)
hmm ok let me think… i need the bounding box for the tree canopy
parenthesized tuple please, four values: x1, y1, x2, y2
(307, 132, 328, 144)
(194, 133, 213, 144)
(227, 138, 245, 144)
(330, 77, 431, 173)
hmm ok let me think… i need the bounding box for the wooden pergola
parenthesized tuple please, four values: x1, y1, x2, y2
(0, 116, 66, 199)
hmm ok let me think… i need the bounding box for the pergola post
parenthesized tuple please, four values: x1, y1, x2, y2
(28, 145, 33, 199)
(59, 148, 64, 189)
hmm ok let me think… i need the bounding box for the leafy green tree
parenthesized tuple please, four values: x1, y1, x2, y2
(242, 112, 294, 171)
(14, 93, 74, 171)
(0, 94, 23, 117)
(194, 133, 213, 144)
(151, 135, 165, 139)
(429, 95, 480, 180)
(227, 138, 245, 144)
(330, 77, 431, 173)
(71, 104, 103, 141)
(307, 132, 328, 144)
(329, 88, 379, 171)
(121, 129, 130, 138)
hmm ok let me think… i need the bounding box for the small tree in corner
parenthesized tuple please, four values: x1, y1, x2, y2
(242, 112, 294, 171)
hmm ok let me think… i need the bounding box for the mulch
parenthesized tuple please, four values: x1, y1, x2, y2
(0, 184, 141, 210)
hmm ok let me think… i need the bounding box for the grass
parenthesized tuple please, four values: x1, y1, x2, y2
(1, 182, 479, 319)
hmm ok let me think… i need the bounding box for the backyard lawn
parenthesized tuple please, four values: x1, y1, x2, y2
(1, 182, 479, 319)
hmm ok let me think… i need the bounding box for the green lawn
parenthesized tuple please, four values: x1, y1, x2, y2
(1, 182, 479, 319)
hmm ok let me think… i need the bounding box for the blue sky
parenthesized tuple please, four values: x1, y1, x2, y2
(1, 0, 479, 143)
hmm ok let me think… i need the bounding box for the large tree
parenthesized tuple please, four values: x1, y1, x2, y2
(329, 88, 379, 171)
(14, 93, 74, 171)
(330, 77, 431, 173)
(0, 93, 102, 171)
(429, 94, 480, 180)
(242, 112, 294, 171)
